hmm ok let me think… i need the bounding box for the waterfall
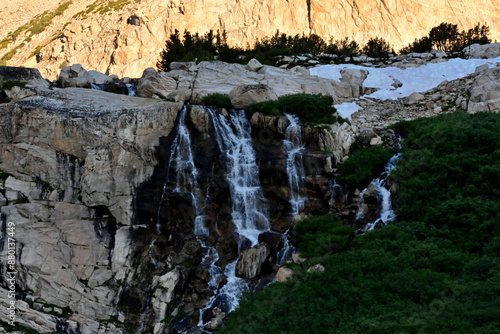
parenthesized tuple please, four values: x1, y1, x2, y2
(207, 108, 270, 246)
(277, 114, 307, 265)
(127, 83, 137, 96)
(283, 114, 306, 215)
(357, 151, 402, 232)
(161, 106, 208, 235)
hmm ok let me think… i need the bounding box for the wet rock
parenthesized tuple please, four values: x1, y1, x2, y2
(236, 243, 270, 279)
(207, 307, 226, 330)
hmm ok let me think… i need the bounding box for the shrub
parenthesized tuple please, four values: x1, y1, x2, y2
(399, 36, 433, 54)
(362, 37, 392, 58)
(337, 145, 395, 189)
(246, 93, 345, 125)
(202, 93, 233, 109)
(295, 215, 355, 257)
(429, 22, 460, 52)
(324, 37, 360, 57)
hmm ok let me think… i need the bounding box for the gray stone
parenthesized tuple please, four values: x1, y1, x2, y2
(229, 83, 277, 109)
(245, 58, 263, 72)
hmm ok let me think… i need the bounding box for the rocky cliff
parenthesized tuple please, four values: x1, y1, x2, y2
(1, 0, 500, 79)
(0, 65, 358, 333)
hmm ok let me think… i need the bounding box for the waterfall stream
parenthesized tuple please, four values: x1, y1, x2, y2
(357, 150, 402, 232)
(207, 108, 270, 247)
(277, 114, 306, 265)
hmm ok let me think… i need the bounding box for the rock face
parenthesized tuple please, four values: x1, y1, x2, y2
(2, 0, 500, 79)
(0, 84, 182, 333)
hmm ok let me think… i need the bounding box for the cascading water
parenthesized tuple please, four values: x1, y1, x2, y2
(283, 114, 306, 215)
(207, 108, 270, 246)
(357, 149, 402, 232)
(194, 107, 271, 331)
(277, 114, 306, 265)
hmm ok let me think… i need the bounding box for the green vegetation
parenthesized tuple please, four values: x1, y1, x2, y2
(74, 0, 132, 19)
(2, 81, 26, 90)
(246, 93, 345, 125)
(220, 110, 500, 334)
(337, 144, 395, 189)
(202, 93, 233, 109)
(0, 1, 72, 62)
(361, 37, 393, 59)
(400, 22, 491, 54)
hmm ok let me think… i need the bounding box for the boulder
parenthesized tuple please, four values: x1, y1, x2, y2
(136, 67, 177, 99)
(229, 83, 277, 109)
(404, 92, 425, 105)
(292, 253, 307, 264)
(468, 66, 500, 113)
(340, 68, 368, 86)
(207, 307, 226, 330)
(190, 105, 213, 133)
(370, 136, 383, 146)
(236, 243, 270, 279)
(357, 128, 377, 145)
(0, 66, 49, 90)
(246, 58, 263, 72)
(170, 61, 197, 72)
(464, 43, 500, 59)
(307, 263, 325, 273)
(87, 70, 114, 85)
(57, 64, 92, 88)
(276, 267, 295, 282)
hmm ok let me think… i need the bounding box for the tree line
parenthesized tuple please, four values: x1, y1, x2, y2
(157, 22, 491, 71)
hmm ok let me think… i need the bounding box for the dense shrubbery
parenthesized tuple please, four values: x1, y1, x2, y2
(219, 110, 500, 334)
(337, 144, 395, 190)
(400, 22, 491, 54)
(362, 37, 393, 58)
(246, 93, 345, 125)
(202, 93, 233, 109)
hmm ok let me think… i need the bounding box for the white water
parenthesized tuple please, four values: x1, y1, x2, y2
(127, 83, 137, 96)
(357, 151, 402, 231)
(283, 114, 306, 215)
(207, 108, 270, 246)
(198, 260, 248, 329)
(277, 114, 307, 266)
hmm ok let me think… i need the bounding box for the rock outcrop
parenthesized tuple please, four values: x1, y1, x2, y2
(0, 85, 182, 333)
(2, 0, 500, 79)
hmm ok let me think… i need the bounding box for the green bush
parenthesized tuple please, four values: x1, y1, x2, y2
(324, 37, 360, 57)
(202, 93, 233, 109)
(2, 80, 26, 89)
(400, 22, 491, 54)
(295, 215, 355, 257)
(337, 145, 395, 189)
(362, 37, 392, 58)
(246, 93, 345, 125)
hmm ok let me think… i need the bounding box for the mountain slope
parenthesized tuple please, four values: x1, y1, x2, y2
(1, 0, 500, 79)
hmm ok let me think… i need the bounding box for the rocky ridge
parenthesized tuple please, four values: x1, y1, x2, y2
(2, 0, 500, 80)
